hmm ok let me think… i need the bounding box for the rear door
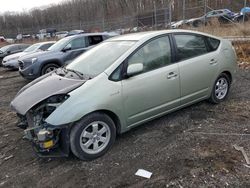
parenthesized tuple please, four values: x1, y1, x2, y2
(173, 33, 220, 105)
(122, 35, 180, 126)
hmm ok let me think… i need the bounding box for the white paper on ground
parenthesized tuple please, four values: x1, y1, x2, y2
(135, 169, 152, 179)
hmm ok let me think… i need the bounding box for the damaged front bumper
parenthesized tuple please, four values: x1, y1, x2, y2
(15, 94, 72, 158)
(19, 115, 71, 157)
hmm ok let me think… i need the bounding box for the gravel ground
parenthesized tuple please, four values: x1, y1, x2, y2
(0, 67, 249, 188)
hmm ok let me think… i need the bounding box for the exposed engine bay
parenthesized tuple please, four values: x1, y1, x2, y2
(17, 94, 70, 155)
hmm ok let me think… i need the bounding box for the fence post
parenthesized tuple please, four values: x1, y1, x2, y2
(154, 1, 157, 30)
(182, 0, 185, 20)
(243, 0, 247, 24)
(169, 1, 172, 26)
(204, 0, 207, 27)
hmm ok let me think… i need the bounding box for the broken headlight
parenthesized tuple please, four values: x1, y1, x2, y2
(29, 94, 69, 128)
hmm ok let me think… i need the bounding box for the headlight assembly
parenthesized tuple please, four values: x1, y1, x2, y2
(32, 58, 38, 64)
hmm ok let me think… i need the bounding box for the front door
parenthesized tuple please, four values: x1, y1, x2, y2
(122, 36, 180, 126)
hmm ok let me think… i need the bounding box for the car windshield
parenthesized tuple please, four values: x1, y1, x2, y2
(66, 41, 135, 77)
(23, 43, 40, 52)
(47, 37, 71, 51)
(0, 45, 10, 53)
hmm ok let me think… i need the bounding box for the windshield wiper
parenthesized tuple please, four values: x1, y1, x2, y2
(66, 68, 85, 79)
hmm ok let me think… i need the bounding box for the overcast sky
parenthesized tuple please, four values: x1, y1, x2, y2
(0, 0, 65, 13)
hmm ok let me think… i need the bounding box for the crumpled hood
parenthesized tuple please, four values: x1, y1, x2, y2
(3, 52, 25, 62)
(11, 72, 85, 115)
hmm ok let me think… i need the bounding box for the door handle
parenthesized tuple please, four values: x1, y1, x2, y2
(167, 72, 178, 79)
(210, 59, 218, 65)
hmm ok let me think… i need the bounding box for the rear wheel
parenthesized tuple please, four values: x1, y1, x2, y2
(209, 73, 230, 104)
(41, 63, 60, 75)
(70, 113, 116, 160)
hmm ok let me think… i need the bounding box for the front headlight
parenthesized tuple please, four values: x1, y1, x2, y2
(32, 58, 38, 64)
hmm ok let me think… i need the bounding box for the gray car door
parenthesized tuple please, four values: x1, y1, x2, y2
(63, 37, 87, 63)
(122, 36, 180, 127)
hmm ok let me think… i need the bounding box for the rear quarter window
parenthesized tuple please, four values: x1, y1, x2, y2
(88, 35, 103, 46)
(174, 34, 208, 61)
(206, 37, 220, 51)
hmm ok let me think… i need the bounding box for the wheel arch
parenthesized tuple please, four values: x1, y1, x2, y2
(73, 109, 122, 135)
(221, 70, 232, 84)
(40, 60, 62, 75)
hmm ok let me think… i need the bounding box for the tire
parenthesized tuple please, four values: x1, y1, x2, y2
(41, 63, 60, 75)
(70, 112, 116, 160)
(192, 20, 202, 28)
(209, 73, 231, 104)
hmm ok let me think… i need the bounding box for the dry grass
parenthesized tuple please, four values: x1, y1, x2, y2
(182, 18, 250, 37)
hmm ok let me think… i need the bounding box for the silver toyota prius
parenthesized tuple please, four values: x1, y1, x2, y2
(11, 30, 237, 160)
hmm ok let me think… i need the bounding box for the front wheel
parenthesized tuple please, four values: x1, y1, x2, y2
(41, 63, 60, 75)
(70, 113, 116, 160)
(209, 73, 230, 104)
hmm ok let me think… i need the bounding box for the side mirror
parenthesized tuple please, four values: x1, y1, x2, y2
(127, 63, 143, 77)
(7, 50, 11, 54)
(62, 45, 71, 52)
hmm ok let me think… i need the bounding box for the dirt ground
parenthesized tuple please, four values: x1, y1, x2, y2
(0, 66, 249, 188)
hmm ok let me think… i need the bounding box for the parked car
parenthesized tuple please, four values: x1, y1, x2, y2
(56, 31, 69, 39)
(2, 41, 55, 70)
(0, 36, 6, 42)
(0, 44, 30, 66)
(11, 30, 237, 160)
(170, 20, 188, 29)
(66, 30, 85, 37)
(233, 7, 250, 22)
(18, 33, 113, 79)
(187, 9, 236, 27)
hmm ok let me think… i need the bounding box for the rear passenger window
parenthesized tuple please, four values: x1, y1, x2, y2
(207, 37, 220, 51)
(174, 34, 208, 61)
(88, 36, 103, 46)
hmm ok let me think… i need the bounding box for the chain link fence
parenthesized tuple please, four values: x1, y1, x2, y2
(6, 0, 250, 39)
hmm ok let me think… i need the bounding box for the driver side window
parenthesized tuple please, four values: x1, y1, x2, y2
(127, 36, 172, 75)
(67, 38, 86, 50)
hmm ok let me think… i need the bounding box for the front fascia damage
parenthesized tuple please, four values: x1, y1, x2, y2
(24, 95, 73, 157)
(11, 73, 86, 157)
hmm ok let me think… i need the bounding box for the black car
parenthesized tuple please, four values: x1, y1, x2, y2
(0, 44, 30, 65)
(18, 33, 113, 80)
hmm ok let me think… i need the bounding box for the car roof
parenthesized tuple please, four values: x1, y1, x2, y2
(107, 29, 221, 42)
(37, 41, 56, 45)
(66, 32, 114, 40)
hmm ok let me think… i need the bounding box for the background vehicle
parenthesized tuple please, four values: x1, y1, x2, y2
(56, 31, 69, 39)
(11, 30, 237, 160)
(233, 7, 250, 22)
(66, 30, 85, 37)
(18, 33, 113, 79)
(187, 9, 236, 27)
(0, 44, 30, 66)
(2, 41, 55, 70)
(0, 36, 6, 42)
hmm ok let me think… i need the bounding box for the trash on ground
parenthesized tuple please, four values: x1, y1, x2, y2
(4, 155, 14, 161)
(233, 145, 250, 165)
(135, 169, 152, 179)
